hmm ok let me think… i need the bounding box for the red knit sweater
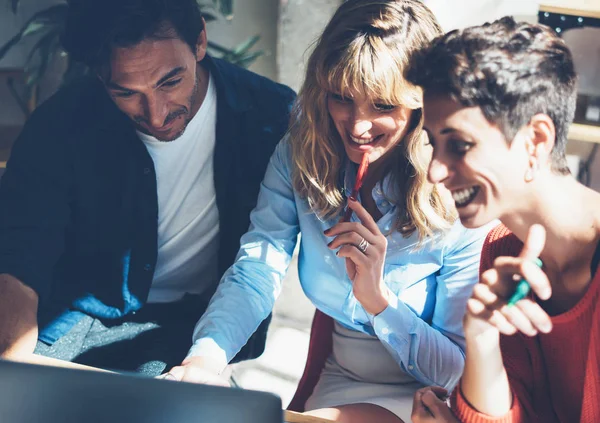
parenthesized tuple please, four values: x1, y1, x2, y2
(452, 224, 600, 423)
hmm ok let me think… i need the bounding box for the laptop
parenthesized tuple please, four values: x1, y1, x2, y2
(0, 359, 283, 423)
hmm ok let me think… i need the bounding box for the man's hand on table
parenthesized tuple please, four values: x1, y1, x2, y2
(159, 356, 231, 387)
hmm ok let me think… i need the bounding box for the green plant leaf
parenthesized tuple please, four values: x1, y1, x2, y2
(22, 22, 47, 37)
(206, 40, 233, 54)
(0, 32, 23, 60)
(232, 35, 260, 55)
(202, 11, 218, 22)
(218, 0, 233, 19)
(24, 27, 61, 69)
(0, 4, 67, 60)
(234, 51, 263, 68)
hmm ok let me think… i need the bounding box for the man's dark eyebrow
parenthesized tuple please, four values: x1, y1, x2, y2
(106, 67, 185, 92)
(106, 81, 133, 92)
(440, 128, 457, 135)
(155, 67, 185, 87)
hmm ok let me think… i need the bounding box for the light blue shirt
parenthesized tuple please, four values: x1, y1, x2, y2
(188, 139, 493, 390)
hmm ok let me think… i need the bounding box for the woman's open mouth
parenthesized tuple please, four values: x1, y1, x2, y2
(451, 186, 480, 208)
(349, 134, 383, 146)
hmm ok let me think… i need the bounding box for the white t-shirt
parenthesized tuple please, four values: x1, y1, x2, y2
(137, 74, 219, 303)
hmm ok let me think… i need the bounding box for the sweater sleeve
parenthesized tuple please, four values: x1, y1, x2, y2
(451, 334, 535, 423)
(451, 226, 536, 423)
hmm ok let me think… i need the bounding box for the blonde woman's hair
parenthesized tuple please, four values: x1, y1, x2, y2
(290, 0, 456, 245)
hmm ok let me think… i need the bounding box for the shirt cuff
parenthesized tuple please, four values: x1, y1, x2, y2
(370, 293, 413, 343)
(185, 338, 229, 374)
(451, 384, 523, 423)
(367, 294, 417, 368)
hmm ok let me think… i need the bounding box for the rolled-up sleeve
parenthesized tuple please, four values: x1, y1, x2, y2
(187, 140, 300, 368)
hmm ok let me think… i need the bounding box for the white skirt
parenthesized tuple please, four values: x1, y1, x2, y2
(304, 321, 423, 423)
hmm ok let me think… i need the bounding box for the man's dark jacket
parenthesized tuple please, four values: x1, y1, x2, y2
(0, 56, 295, 361)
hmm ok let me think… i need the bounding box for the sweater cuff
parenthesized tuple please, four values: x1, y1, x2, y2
(451, 385, 523, 423)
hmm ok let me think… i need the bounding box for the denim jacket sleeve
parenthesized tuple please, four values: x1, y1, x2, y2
(187, 139, 300, 368)
(369, 222, 494, 390)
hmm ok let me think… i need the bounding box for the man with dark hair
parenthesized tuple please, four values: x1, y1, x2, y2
(0, 0, 295, 380)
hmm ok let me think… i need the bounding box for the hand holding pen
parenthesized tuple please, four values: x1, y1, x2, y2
(342, 153, 370, 222)
(464, 224, 553, 337)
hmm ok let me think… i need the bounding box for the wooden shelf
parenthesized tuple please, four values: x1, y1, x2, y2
(569, 123, 600, 144)
(540, 3, 600, 19)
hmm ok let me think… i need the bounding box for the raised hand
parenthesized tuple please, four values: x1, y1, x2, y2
(465, 224, 553, 337)
(324, 198, 390, 316)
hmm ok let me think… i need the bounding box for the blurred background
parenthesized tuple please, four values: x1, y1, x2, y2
(1, 0, 599, 407)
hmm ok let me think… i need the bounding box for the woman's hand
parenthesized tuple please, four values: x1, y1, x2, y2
(158, 356, 231, 387)
(464, 224, 553, 338)
(325, 198, 390, 315)
(411, 386, 458, 423)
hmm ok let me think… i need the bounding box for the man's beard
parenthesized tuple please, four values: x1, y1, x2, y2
(134, 76, 200, 142)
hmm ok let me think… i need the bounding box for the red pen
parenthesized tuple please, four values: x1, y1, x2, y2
(342, 152, 369, 222)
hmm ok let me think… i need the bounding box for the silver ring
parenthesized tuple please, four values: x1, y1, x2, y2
(357, 237, 369, 254)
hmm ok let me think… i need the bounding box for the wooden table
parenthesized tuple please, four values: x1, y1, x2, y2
(284, 410, 336, 423)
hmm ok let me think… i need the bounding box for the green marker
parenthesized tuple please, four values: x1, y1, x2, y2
(507, 258, 543, 306)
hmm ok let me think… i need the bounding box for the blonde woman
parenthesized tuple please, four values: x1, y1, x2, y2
(166, 1, 492, 422)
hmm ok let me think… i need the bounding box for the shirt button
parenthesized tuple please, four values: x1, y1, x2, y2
(143, 264, 152, 271)
(381, 327, 390, 335)
(380, 200, 389, 207)
(143, 167, 151, 175)
(408, 365, 414, 370)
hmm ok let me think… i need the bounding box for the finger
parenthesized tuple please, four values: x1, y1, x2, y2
(164, 366, 185, 381)
(488, 309, 518, 335)
(324, 222, 378, 244)
(493, 258, 552, 300)
(328, 232, 377, 255)
(336, 245, 370, 266)
(347, 198, 380, 235)
(519, 224, 546, 261)
(411, 403, 433, 423)
(467, 299, 517, 335)
(471, 283, 501, 306)
(424, 386, 449, 401)
(481, 268, 514, 298)
(515, 299, 553, 333)
(421, 390, 447, 412)
(411, 389, 425, 416)
(422, 391, 459, 421)
(411, 391, 434, 422)
(499, 304, 538, 337)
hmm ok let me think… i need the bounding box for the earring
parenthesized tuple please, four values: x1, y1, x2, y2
(524, 157, 538, 182)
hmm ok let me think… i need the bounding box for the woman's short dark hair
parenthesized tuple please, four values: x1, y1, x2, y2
(63, 0, 205, 72)
(409, 16, 577, 175)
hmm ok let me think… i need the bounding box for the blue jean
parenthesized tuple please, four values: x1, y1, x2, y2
(34, 295, 208, 377)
